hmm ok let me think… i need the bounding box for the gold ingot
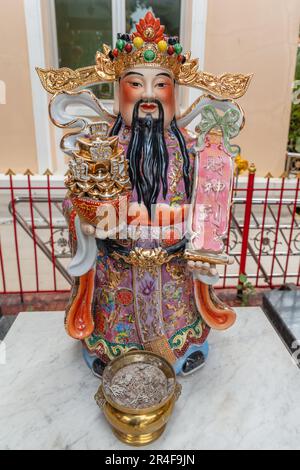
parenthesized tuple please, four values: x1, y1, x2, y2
(95, 350, 182, 447)
(76, 135, 121, 163)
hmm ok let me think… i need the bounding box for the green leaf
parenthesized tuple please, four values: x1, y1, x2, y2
(244, 282, 253, 288)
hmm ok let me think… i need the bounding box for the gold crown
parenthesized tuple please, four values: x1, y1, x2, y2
(36, 11, 252, 99)
(96, 12, 185, 79)
(96, 44, 185, 81)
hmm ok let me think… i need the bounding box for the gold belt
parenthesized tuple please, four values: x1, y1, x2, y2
(111, 247, 180, 272)
(110, 247, 232, 272)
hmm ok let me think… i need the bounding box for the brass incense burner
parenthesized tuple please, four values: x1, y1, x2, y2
(95, 351, 182, 446)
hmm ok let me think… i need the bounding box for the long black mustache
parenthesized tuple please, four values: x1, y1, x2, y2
(130, 99, 169, 217)
(110, 99, 190, 218)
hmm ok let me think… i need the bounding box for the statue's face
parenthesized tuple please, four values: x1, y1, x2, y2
(118, 67, 176, 129)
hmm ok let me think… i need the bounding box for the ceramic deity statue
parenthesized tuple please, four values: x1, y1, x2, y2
(37, 12, 252, 376)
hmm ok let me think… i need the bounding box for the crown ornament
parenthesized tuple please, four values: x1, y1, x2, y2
(98, 12, 186, 78)
(36, 11, 252, 99)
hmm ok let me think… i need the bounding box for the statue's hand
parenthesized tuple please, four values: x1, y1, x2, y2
(80, 222, 96, 237)
(187, 260, 219, 286)
(80, 220, 124, 240)
(81, 222, 96, 237)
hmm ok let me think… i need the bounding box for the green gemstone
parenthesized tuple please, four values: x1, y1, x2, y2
(174, 43, 183, 55)
(116, 39, 126, 51)
(144, 50, 156, 62)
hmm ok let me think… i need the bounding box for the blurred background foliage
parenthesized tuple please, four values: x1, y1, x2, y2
(288, 34, 300, 153)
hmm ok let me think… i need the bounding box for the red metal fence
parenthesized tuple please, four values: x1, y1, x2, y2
(0, 169, 299, 297)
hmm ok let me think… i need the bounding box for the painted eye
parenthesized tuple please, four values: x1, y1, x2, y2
(156, 82, 167, 88)
(130, 82, 143, 88)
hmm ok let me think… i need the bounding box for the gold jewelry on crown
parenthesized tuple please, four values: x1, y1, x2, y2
(95, 44, 184, 80)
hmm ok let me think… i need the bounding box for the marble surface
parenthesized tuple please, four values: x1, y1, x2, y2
(1, 308, 300, 450)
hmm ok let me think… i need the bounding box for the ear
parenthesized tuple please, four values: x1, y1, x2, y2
(113, 82, 120, 115)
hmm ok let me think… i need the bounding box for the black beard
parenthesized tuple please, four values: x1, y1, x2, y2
(110, 100, 191, 219)
(125, 99, 169, 218)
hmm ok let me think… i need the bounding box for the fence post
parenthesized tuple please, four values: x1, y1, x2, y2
(238, 163, 256, 296)
(6, 169, 24, 303)
(44, 169, 57, 292)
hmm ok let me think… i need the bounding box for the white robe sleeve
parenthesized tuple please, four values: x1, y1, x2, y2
(67, 216, 98, 277)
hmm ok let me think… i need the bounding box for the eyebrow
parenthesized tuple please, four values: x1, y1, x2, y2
(156, 73, 172, 79)
(122, 72, 144, 78)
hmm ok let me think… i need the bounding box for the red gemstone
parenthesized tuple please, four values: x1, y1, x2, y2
(177, 54, 184, 62)
(113, 48, 119, 57)
(167, 46, 174, 55)
(125, 43, 133, 53)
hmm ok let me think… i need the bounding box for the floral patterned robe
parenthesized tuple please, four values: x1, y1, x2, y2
(63, 124, 211, 372)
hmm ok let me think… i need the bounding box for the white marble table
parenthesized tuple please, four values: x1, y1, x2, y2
(0, 307, 300, 450)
